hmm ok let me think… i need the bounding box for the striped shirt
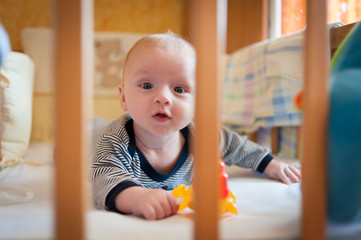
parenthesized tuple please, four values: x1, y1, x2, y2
(90, 114, 272, 211)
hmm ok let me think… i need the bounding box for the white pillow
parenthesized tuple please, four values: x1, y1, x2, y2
(0, 52, 34, 160)
(21, 28, 54, 93)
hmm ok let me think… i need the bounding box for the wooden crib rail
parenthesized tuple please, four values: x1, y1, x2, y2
(302, 0, 329, 239)
(330, 22, 357, 57)
(54, 0, 93, 239)
(190, 1, 227, 239)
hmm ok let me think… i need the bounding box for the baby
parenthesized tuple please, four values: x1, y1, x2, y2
(90, 32, 301, 220)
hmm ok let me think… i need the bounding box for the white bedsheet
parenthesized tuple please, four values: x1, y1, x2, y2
(0, 142, 360, 240)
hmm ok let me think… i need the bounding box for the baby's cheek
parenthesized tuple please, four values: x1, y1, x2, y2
(185, 104, 195, 120)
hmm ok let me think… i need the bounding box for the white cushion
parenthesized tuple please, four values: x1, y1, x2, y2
(0, 52, 34, 159)
(21, 28, 54, 93)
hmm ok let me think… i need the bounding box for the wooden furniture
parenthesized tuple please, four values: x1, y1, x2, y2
(54, 0, 93, 239)
(301, 1, 329, 239)
(192, 1, 226, 239)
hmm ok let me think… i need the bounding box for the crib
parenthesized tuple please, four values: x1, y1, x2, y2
(1, 0, 360, 239)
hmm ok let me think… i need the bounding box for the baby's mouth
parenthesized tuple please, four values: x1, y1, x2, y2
(155, 113, 169, 118)
(153, 112, 171, 120)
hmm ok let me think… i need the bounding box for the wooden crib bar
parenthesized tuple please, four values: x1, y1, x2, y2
(190, 0, 227, 239)
(302, 0, 329, 239)
(54, 0, 93, 239)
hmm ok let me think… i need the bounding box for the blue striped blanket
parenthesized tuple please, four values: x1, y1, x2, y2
(221, 31, 304, 132)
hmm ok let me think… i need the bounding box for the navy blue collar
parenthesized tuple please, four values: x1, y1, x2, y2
(125, 119, 189, 182)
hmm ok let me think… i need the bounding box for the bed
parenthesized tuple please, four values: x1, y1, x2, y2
(0, 141, 304, 240)
(1, 143, 360, 239)
(1, 0, 361, 239)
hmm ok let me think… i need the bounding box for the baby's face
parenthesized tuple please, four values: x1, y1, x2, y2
(120, 44, 196, 137)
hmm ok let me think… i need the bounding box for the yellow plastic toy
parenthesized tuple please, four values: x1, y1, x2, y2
(171, 159, 238, 215)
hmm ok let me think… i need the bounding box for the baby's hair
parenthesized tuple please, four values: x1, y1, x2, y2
(129, 31, 194, 57)
(122, 31, 196, 83)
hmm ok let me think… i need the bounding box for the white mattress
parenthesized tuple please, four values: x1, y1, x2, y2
(0, 142, 360, 239)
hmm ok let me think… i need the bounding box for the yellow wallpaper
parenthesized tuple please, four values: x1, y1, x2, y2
(93, 95, 125, 122)
(32, 95, 125, 141)
(0, 0, 51, 51)
(32, 95, 54, 141)
(94, 0, 185, 34)
(0, 0, 186, 51)
(0, 0, 186, 141)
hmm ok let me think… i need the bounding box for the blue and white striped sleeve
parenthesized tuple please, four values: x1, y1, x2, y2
(90, 122, 142, 210)
(219, 126, 273, 173)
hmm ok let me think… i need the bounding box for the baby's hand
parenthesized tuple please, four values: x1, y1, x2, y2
(115, 186, 178, 220)
(263, 159, 301, 184)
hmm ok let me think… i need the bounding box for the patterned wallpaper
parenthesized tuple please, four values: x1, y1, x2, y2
(0, 0, 186, 51)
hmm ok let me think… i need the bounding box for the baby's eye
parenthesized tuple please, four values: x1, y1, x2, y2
(174, 86, 186, 94)
(141, 82, 153, 90)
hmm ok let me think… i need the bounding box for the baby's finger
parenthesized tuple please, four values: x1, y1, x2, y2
(289, 166, 302, 179)
(279, 171, 292, 184)
(285, 167, 301, 183)
(167, 194, 178, 215)
(159, 198, 173, 218)
(151, 200, 167, 220)
(142, 205, 158, 220)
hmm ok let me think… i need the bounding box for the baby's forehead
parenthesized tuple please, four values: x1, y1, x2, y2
(126, 39, 196, 69)
(133, 37, 194, 57)
(123, 34, 196, 83)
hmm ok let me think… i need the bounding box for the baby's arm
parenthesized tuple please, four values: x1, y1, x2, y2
(115, 186, 178, 220)
(219, 126, 301, 184)
(263, 159, 301, 184)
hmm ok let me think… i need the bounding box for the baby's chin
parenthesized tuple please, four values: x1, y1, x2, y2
(146, 123, 190, 137)
(149, 126, 183, 136)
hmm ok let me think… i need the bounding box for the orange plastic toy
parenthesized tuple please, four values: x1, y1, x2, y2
(171, 159, 238, 215)
(294, 89, 303, 110)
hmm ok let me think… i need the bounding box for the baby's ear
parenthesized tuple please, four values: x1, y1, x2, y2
(118, 84, 128, 111)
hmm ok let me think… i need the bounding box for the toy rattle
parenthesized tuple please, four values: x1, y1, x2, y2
(171, 159, 238, 215)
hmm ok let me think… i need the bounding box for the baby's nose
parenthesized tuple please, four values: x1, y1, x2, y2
(155, 87, 172, 105)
